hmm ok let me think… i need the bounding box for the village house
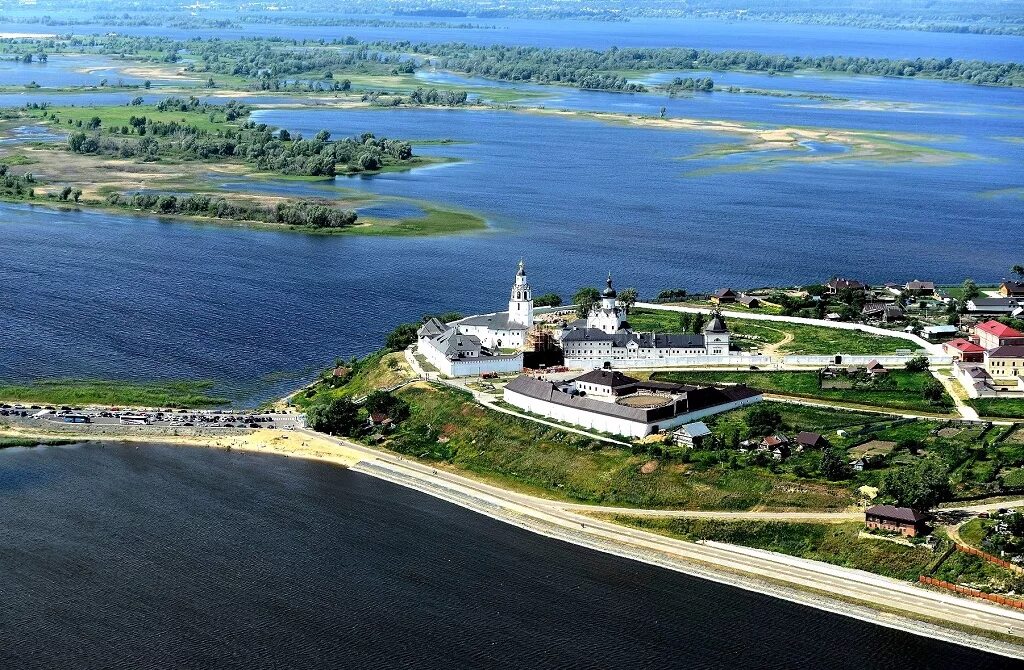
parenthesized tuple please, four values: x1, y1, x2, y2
(922, 324, 958, 340)
(903, 280, 937, 297)
(796, 431, 830, 450)
(711, 288, 737, 304)
(1001, 281, 1024, 298)
(672, 421, 712, 448)
(826, 277, 867, 294)
(861, 302, 905, 323)
(738, 294, 761, 308)
(966, 297, 1023, 315)
(943, 338, 986, 363)
(864, 505, 928, 537)
(866, 360, 888, 377)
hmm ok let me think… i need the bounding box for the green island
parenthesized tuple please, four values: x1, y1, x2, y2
(0, 98, 485, 236)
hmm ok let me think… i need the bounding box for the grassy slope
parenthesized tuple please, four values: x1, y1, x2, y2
(629, 308, 914, 355)
(0, 379, 229, 407)
(295, 351, 413, 409)
(385, 383, 852, 510)
(609, 517, 935, 581)
(652, 369, 954, 413)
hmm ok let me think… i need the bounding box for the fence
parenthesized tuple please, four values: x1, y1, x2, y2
(956, 543, 1024, 575)
(919, 575, 1024, 609)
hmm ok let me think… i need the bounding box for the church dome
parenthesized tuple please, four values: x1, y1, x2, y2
(705, 313, 728, 333)
(601, 274, 617, 298)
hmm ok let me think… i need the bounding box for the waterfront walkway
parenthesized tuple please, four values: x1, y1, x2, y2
(300, 426, 1024, 658)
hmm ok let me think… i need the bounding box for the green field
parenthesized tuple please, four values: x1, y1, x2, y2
(932, 550, 1022, 593)
(958, 518, 991, 548)
(34, 104, 237, 134)
(609, 517, 936, 581)
(0, 379, 229, 407)
(296, 351, 414, 408)
(0, 436, 78, 449)
(628, 308, 913, 355)
(968, 399, 1024, 419)
(652, 369, 954, 414)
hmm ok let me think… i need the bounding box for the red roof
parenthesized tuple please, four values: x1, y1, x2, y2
(944, 338, 985, 353)
(976, 320, 1024, 339)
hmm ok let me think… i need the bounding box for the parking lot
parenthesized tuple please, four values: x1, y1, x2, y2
(0, 403, 304, 430)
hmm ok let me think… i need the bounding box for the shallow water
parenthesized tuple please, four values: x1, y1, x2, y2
(0, 442, 1019, 669)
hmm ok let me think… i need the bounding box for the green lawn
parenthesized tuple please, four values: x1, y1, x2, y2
(0, 379, 228, 407)
(968, 399, 1024, 419)
(609, 517, 935, 581)
(628, 308, 912, 355)
(385, 383, 852, 510)
(651, 369, 954, 414)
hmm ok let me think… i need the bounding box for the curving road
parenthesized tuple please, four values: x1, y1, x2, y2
(300, 425, 1024, 658)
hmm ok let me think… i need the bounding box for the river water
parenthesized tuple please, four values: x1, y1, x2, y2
(0, 22, 1022, 402)
(0, 442, 1020, 669)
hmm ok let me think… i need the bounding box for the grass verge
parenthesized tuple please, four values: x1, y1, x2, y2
(0, 379, 229, 408)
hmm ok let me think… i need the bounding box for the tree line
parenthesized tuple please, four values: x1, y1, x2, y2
(61, 98, 416, 177)
(104, 192, 359, 229)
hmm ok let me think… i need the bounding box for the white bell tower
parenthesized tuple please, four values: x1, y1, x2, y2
(508, 260, 534, 328)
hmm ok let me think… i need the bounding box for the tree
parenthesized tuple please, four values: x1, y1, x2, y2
(385, 322, 420, 351)
(1013, 265, 1024, 280)
(619, 287, 638, 314)
(573, 287, 600, 319)
(307, 397, 361, 436)
(690, 311, 707, 334)
(67, 131, 87, 152)
(962, 278, 980, 301)
(678, 312, 693, 333)
(745, 406, 782, 436)
(58, 186, 73, 201)
(921, 379, 946, 404)
(882, 458, 951, 510)
(364, 391, 410, 423)
(819, 446, 849, 481)
(904, 356, 929, 372)
(72, 189, 82, 203)
(533, 293, 562, 307)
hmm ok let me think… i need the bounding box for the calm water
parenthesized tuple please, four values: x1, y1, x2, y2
(0, 23, 1022, 402)
(0, 15, 1021, 60)
(1, 442, 1019, 669)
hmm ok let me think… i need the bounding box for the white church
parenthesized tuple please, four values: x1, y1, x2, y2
(559, 275, 735, 368)
(417, 262, 737, 377)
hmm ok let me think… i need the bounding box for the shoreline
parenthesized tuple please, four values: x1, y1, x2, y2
(9, 424, 1024, 658)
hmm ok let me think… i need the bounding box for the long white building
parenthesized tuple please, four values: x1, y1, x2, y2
(560, 275, 733, 367)
(504, 370, 762, 438)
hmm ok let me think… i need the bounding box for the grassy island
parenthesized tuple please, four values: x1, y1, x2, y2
(0, 98, 484, 236)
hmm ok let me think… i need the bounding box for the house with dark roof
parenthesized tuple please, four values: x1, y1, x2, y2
(966, 297, 1022, 315)
(796, 431, 829, 450)
(1001, 281, 1024, 298)
(826, 277, 866, 294)
(712, 288, 737, 304)
(503, 373, 762, 438)
(866, 360, 888, 376)
(738, 294, 761, 308)
(904, 280, 937, 297)
(861, 302, 905, 323)
(865, 505, 929, 537)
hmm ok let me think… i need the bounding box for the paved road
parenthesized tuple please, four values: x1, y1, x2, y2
(299, 425, 1024, 656)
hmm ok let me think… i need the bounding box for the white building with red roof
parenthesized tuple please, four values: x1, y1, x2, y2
(974, 320, 1024, 350)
